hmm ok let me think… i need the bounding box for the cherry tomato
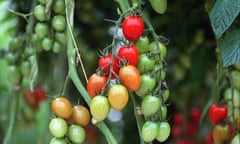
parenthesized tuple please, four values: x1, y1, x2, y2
(137, 53, 155, 73)
(68, 124, 86, 144)
(122, 16, 144, 41)
(23, 88, 38, 109)
(190, 107, 202, 124)
(224, 88, 240, 107)
(35, 23, 49, 39)
(173, 112, 184, 126)
(87, 73, 107, 98)
(212, 124, 229, 143)
(53, 0, 65, 14)
(55, 32, 66, 45)
(135, 36, 149, 54)
(160, 106, 168, 120)
(51, 97, 72, 119)
(98, 54, 119, 78)
(171, 125, 182, 138)
(90, 95, 110, 122)
(118, 45, 139, 66)
(38, 0, 46, 5)
(231, 134, 240, 144)
(149, 41, 167, 62)
(49, 117, 68, 138)
(141, 95, 160, 117)
(156, 121, 171, 142)
(8, 65, 21, 85)
(162, 89, 170, 102)
(34, 5, 47, 22)
(49, 137, 67, 144)
(142, 121, 158, 142)
(154, 65, 166, 80)
(186, 122, 197, 136)
(20, 60, 31, 77)
(72, 105, 90, 126)
(136, 74, 156, 97)
(231, 70, 240, 89)
(34, 86, 47, 102)
(53, 41, 62, 53)
(119, 65, 140, 91)
(52, 15, 66, 32)
(108, 84, 129, 111)
(208, 104, 228, 125)
(42, 37, 53, 51)
(149, 0, 167, 14)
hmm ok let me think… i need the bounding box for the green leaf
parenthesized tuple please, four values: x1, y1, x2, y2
(209, 0, 240, 38)
(220, 30, 240, 67)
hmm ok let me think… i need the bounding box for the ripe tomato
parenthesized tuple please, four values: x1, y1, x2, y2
(52, 97, 72, 119)
(87, 73, 107, 98)
(119, 65, 140, 91)
(118, 45, 139, 66)
(52, 15, 66, 32)
(34, 86, 47, 102)
(122, 16, 144, 41)
(137, 53, 155, 73)
(135, 36, 149, 54)
(212, 124, 229, 143)
(141, 95, 160, 117)
(108, 84, 129, 111)
(190, 107, 202, 124)
(68, 124, 86, 144)
(208, 104, 228, 125)
(49, 118, 68, 138)
(90, 95, 110, 122)
(136, 74, 156, 97)
(23, 89, 38, 109)
(173, 112, 184, 126)
(156, 122, 171, 142)
(142, 121, 158, 142)
(49, 137, 67, 144)
(98, 54, 119, 78)
(72, 105, 90, 126)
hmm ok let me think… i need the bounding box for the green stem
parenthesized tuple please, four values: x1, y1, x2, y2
(115, 0, 130, 13)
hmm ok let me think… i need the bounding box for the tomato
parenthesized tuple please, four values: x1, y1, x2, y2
(156, 122, 171, 142)
(34, 5, 47, 22)
(235, 116, 240, 129)
(141, 121, 158, 142)
(186, 122, 197, 136)
(68, 124, 86, 144)
(231, 134, 240, 144)
(51, 97, 72, 119)
(122, 16, 144, 41)
(137, 53, 155, 73)
(34, 86, 47, 102)
(98, 54, 119, 78)
(20, 60, 31, 77)
(212, 124, 229, 143)
(87, 73, 107, 98)
(173, 112, 184, 126)
(8, 65, 21, 85)
(136, 74, 156, 97)
(42, 37, 53, 51)
(5, 53, 17, 64)
(149, 41, 167, 62)
(53, 0, 65, 14)
(49, 137, 67, 144)
(135, 36, 149, 54)
(24, 47, 36, 57)
(224, 88, 240, 107)
(149, 0, 167, 14)
(72, 105, 90, 126)
(154, 66, 166, 80)
(90, 95, 110, 122)
(49, 118, 68, 138)
(53, 41, 62, 53)
(141, 95, 160, 117)
(55, 32, 66, 45)
(23, 89, 38, 109)
(118, 45, 139, 66)
(108, 84, 129, 111)
(160, 106, 167, 120)
(171, 125, 181, 138)
(35, 23, 49, 39)
(119, 65, 140, 91)
(52, 15, 66, 32)
(9, 36, 22, 51)
(162, 89, 170, 102)
(231, 70, 240, 89)
(190, 107, 201, 124)
(208, 104, 228, 125)
(38, 0, 46, 5)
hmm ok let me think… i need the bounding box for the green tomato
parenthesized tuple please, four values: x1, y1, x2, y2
(42, 37, 53, 51)
(34, 5, 47, 21)
(149, 0, 167, 14)
(24, 47, 36, 57)
(156, 121, 171, 142)
(53, 41, 62, 53)
(52, 15, 66, 32)
(137, 53, 155, 73)
(136, 74, 156, 97)
(53, 0, 65, 14)
(8, 65, 21, 85)
(162, 89, 170, 102)
(135, 36, 149, 54)
(5, 53, 17, 64)
(55, 32, 66, 45)
(141, 95, 160, 117)
(9, 37, 22, 51)
(142, 121, 158, 142)
(20, 61, 31, 77)
(149, 41, 167, 62)
(154, 65, 166, 80)
(224, 88, 240, 107)
(35, 23, 49, 39)
(49, 137, 67, 144)
(68, 125, 86, 144)
(38, 0, 46, 5)
(160, 106, 167, 120)
(231, 134, 240, 144)
(231, 70, 240, 89)
(49, 118, 67, 138)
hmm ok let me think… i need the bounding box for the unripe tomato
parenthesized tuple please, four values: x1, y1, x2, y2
(8, 65, 21, 85)
(231, 134, 240, 144)
(87, 73, 107, 98)
(20, 60, 31, 77)
(235, 116, 240, 129)
(122, 16, 144, 41)
(68, 125, 86, 144)
(149, 41, 167, 61)
(231, 70, 240, 89)
(53, 41, 62, 53)
(162, 89, 170, 102)
(118, 45, 139, 66)
(34, 86, 47, 102)
(72, 105, 90, 126)
(136, 74, 156, 97)
(160, 106, 168, 120)
(49, 118, 68, 138)
(141, 95, 160, 117)
(42, 37, 53, 51)
(49, 137, 67, 144)
(35, 23, 49, 39)
(53, 0, 65, 14)
(154, 66, 166, 80)
(119, 65, 140, 91)
(224, 88, 240, 107)
(51, 97, 72, 119)
(135, 36, 149, 54)
(149, 0, 167, 14)
(55, 32, 66, 45)
(52, 15, 66, 32)
(156, 121, 171, 142)
(212, 124, 229, 143)
(142, 121, 158, 142)
(34, 5, 47, 21)
(38, 0, 46, 5)
(98, 54, 119, 78)
(108, 84, 129, 111)
(208, 104, 228, 125)
(90, 95, 110, 122)
(137, 53, 155, 73)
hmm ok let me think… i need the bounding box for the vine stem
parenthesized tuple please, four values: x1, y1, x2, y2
(65, 0, 117, 143)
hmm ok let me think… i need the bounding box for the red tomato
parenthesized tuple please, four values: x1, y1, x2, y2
(23, 89, 39, 110)
(118, 45, 139, 66)
(173, 112, 184, 126)
(122, 16, 144, 41)
(87, 73, 107, 98)
(190, 107, 201, 124)
(34, 86, 47, 102)
(98, 54, 119, 78)
(118, 65, 140, 91)
(208, 104, 228, 125)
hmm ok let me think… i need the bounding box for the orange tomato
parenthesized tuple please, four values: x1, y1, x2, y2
(87, 73, 107, 98)
(72, 105, 90, 126)
(51, 97, 72, 119)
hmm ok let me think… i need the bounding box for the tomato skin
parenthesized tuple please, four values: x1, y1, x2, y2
(173, 112, 184, 126)
(49, 118, 68, 138)
(119, 65, 140, 91)
(135, 36, 149, 54)
(190, 107, 201, 124)
(136, 74, 156, 97)
(34, 86, 47, 102)
(137, 53, 155, 73)
(141, 95, 160, 117)
(212, 124, 229, 143)
(98, 54, 119, 78)
(118, 45, 139, 66)
(122, 16, 144, 41)
(208, 104, 228, 125)
(108, 84, 129, 111)
(51, 97, 72, 119)
(72, 105, 90, 126)
(68, 124, 86, 144)
(156, 122, 171, 142)
(87, 73, 107, 98)
(142, 121, 159, 142)
(55, 32, 66, 45)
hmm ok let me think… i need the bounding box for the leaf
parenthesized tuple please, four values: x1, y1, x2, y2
(209, 0, 240, 38)
(220, 30, 240, 67)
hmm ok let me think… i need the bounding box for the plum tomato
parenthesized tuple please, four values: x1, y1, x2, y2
(118, 45, 139, 66)
(49, 117, 68, 138)
(98, 54, 119, 78)
(51, 97, 72, 119)
(68, 124, 86, 144)
(136, 74, 156, 97)
(156, 121, 171, 142)
(141, 95, 160, 117)
(72, 105, 90, 126)
(87, 73, 107, 98)
(142, 121, 158, 142)
(208, 103, 228, 125)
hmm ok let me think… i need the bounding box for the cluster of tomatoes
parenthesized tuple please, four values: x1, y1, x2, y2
(49, 97, 91, 144)
(33, 0, 66, 53)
